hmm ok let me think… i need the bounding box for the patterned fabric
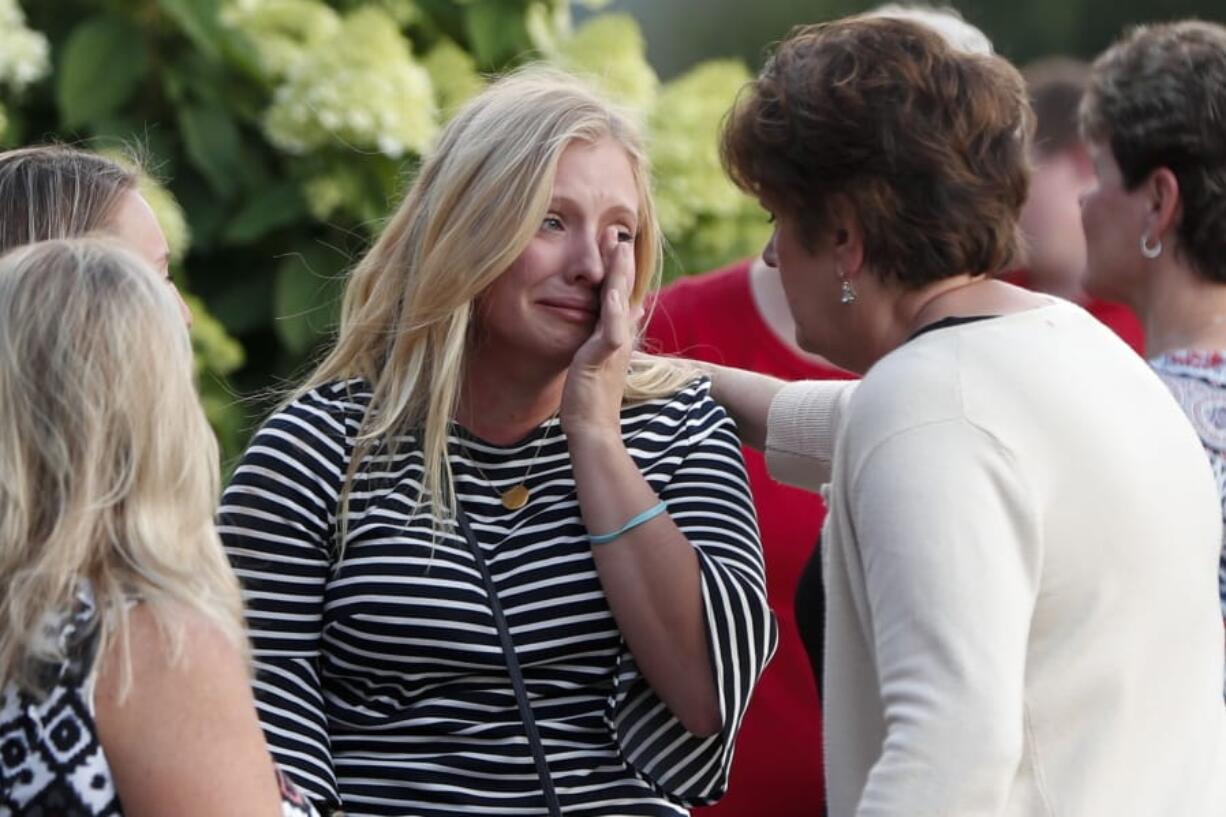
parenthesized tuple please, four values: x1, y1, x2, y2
(0, 586, 119, 816)
(1151, 350, 1226, 689)
(0, 585, 320, 816)
(219, 377, 776, 816)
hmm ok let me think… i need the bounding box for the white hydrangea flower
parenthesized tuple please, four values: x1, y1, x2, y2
(0, 0, 50, 93)
(648, 60, 771, 280)
(421, 39, 485, 119)
(263, 6, 437, 158)
(360, 0, 419, 26)
(554, 14, 658, 113)
(525, 0, 571, 55)
(650, 60, 754, 236)
(221, 0, 341, 81)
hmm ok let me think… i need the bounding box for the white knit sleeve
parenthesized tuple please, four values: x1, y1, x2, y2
(764, 380, 858, 491)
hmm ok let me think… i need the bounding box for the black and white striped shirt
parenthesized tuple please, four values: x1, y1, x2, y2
(219, 378, 776, 816)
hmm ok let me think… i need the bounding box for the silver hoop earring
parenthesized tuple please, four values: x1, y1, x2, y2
(839, 278, 857, 305)
(1140, 234, 1163, 259)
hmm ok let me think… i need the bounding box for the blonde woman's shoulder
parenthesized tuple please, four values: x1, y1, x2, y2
(94, 603, 290, 817)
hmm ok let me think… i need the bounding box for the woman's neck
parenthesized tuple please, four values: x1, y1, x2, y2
(1141, 262, 1226, 358)
(456, 342, 567, 444)
(898, 274, 1037, 337)
(748, 258, 847, 369)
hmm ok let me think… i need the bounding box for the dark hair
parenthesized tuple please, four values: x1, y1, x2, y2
(1023, 57, 1089, 157)
(1081, 20, 1226, 283)
(0, 145, 138, 255)
(721, 15, 1032, 288)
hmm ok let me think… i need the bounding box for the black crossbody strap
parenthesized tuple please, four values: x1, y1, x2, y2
(454, 507, 563, 817)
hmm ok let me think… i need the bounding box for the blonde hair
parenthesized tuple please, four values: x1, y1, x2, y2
(300, 67, 695, 544)
(0, 145, 139, 255)
(0, 238, 245, 696)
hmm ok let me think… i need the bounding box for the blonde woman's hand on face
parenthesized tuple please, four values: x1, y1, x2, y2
(562, 228, 640, 442)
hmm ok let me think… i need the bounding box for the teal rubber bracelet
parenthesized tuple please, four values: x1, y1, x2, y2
(589, 501, 668, 546)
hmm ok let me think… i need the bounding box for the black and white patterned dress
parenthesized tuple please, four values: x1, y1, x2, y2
(0, 585, 319, 816)
(219, 377, 776, 816)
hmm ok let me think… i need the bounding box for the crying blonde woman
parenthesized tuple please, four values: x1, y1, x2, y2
(219, 68, 776, 817)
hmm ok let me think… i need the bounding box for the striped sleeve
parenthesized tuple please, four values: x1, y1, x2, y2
(217, 388, 355, 813)
(610, 382, 778, 805)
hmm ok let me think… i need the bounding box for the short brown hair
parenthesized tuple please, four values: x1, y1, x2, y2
(0, 145, 138, 255)
(1081, 20, 1226, 284)
(1022, 57, 1089, 157)
(721, 15, 1032, 288)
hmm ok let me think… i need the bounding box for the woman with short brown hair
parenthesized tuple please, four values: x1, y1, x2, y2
(723, 16, 1029, 298)
(1079, 25, 1226, 694)
(706, 14, 1226, 814)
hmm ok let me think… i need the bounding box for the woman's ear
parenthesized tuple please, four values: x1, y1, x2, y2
(1143, 166, 1182, 244)
(828, 194, 865, 279)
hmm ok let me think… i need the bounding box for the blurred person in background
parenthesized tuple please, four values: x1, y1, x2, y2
(1079, 19, 1226, 691)
(0, 145, 191, 326)
(0, 238, 317, 817)
(708, 14, 1226, 813)
(1008, 57, 1145, 352)
(644, 6, 987, 815)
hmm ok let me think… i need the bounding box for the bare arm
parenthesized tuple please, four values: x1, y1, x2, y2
(569, 430, 721, 735)
(95, 604, 291, 817)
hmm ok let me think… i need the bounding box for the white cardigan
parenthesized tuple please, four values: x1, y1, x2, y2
(765, 302, 1226, 817)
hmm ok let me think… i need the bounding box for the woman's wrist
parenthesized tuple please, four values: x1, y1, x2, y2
(565, 425, 624, 458)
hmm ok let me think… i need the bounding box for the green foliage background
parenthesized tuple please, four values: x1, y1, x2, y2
(0, 0, 771, 464)
(10, 0, 1222, 464)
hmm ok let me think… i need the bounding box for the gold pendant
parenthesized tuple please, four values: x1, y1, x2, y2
(501, 484, 530, 510)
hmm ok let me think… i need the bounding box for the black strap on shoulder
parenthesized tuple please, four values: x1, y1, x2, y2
(454, 505, 563, 817)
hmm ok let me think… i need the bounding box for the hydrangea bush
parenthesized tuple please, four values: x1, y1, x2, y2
(0, 0, 49, 140)
(10, 0, 767, 461)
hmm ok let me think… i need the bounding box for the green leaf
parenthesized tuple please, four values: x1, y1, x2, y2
(188, 293, 245, 376)
(158, 0, 224, 62)
(87, 116, 176, 166)
(159, 0, 265, 80)
(177, 178, 232, 250)
(0, 105, 37, 148)
(208, 272, 274, 335)
(222, 183, 309, 245)
(274, 244, 349, 355)
(57, 15, 150, 128)
(413, 0, 470, 44)
(464, 0, 535, 68)
(178, 102, 245, 198)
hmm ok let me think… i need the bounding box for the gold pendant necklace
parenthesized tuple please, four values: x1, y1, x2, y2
(466, 413, 558, 511)
(500, 484, 531, 510)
